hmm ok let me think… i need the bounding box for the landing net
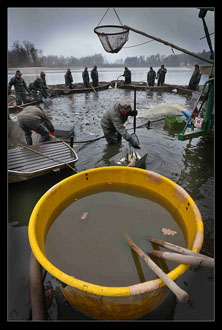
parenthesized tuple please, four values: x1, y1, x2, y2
(94, 25, 129, 53)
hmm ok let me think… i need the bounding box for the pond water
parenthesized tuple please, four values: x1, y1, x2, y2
(8, 70, 214, 321)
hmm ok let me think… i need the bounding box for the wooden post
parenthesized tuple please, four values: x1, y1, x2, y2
(150, 241, 170, 274)
(124, 233, 189, 303)
(150, 250, 214, 268)
(90, 82, 97, 94)
(123, 25, 214, 65)
(29, 252, 46, 320)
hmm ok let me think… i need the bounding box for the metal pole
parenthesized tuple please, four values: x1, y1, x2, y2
(134, 88, 136, 134)
(203, 79, 214, 131)
(123, 25, 214, 65)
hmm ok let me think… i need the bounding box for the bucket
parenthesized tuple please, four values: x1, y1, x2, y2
(28, 167, 203, 320)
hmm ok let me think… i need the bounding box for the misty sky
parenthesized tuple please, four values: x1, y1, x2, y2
(8, 7, 214, 63)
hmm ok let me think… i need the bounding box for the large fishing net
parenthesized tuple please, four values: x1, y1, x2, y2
(94, 25, 129, 53)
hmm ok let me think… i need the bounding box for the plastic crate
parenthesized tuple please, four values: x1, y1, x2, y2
(165, 114, 186, 130)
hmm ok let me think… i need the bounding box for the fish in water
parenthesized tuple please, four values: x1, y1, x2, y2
(116, 151, 141, 167)
(127, 151, 141, 167)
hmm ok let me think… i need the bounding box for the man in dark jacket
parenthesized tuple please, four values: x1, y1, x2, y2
(40, 71, 49, 96)
(188, 64, 201, 91)
(90, 66, 99, 87)
(8, 70, 31, 105)
(101, 99, 140, 148)
(157, 64, 167, 86)
(40, 71, 47, 88)
(123, 67, 131, 84)
(17, 105, 54, 145)
(29, 78, 48, 101)
(147, 67, 156, 86)
(65, 68, 73, 89)
(82, 67, 89, 87)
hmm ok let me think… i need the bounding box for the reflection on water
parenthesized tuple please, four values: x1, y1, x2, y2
(8, 85, 214, 320)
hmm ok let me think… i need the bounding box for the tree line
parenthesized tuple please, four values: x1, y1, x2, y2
(8, 40, 211, 68)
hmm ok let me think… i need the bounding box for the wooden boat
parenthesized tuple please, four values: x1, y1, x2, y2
(8, 100, 42, 113)
(200, 65, 213, 75)
(8, 141, 78, 183)
(28, 167, 204, 320)
(111, 80, 189, 93)
(111, 80, 206, 98)
(47, 81, 110, 95)
(8, 81, 110, 113)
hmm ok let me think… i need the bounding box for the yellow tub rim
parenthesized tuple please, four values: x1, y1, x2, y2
(28, 166, 204, 298)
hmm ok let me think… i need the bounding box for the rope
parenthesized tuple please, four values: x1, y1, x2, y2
(113, 8, 123, 25)
(96, 8, 124, 27)
(17, 142, 77, 172)
(123, 39, 154, 49)
(97, 8, 110, 26)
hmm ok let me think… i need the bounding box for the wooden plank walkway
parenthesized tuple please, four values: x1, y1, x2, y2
(8, 141, 78, 181)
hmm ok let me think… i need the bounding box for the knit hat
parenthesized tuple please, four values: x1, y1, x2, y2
(119, 99, 132, 112)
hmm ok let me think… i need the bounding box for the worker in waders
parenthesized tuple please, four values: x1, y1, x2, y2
(29, 78, 48, 101)
(101, 99, 140, 148)
(123, 67, 131, 84)
(65, 68, 73, 89)
(17, 105, 54, 145)
(40, 71, 49, 95)
(82, 67, 90, 87)
(157, 64, 167, 86)
(147, 67, 156, 86)
(91, 66, 99, 87)
(188, 64, 202, 91)
(8, 70, 31, 105)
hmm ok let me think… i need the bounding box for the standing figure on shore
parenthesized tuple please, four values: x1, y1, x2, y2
(64, 68, 73, 89)
(188, 64, 202, 91)
(91, 66, 99, 87)
(157, 64, 167, 86)
(8, 70, 31, 105)
(147, 67, 156, 86)
(123, 67, 131, 84)
(82, 67, 90, 88)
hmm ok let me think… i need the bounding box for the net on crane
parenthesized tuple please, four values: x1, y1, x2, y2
(94, 25, 129, 53)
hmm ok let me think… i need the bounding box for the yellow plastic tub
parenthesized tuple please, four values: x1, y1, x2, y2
(28, 167, 204, 320)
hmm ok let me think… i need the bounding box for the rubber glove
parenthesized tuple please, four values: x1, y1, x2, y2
(128, 137, 140, 149)
(129, 110, 138, 116)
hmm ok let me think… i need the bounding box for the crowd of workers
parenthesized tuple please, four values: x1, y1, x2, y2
(8, 64, 201, 147)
